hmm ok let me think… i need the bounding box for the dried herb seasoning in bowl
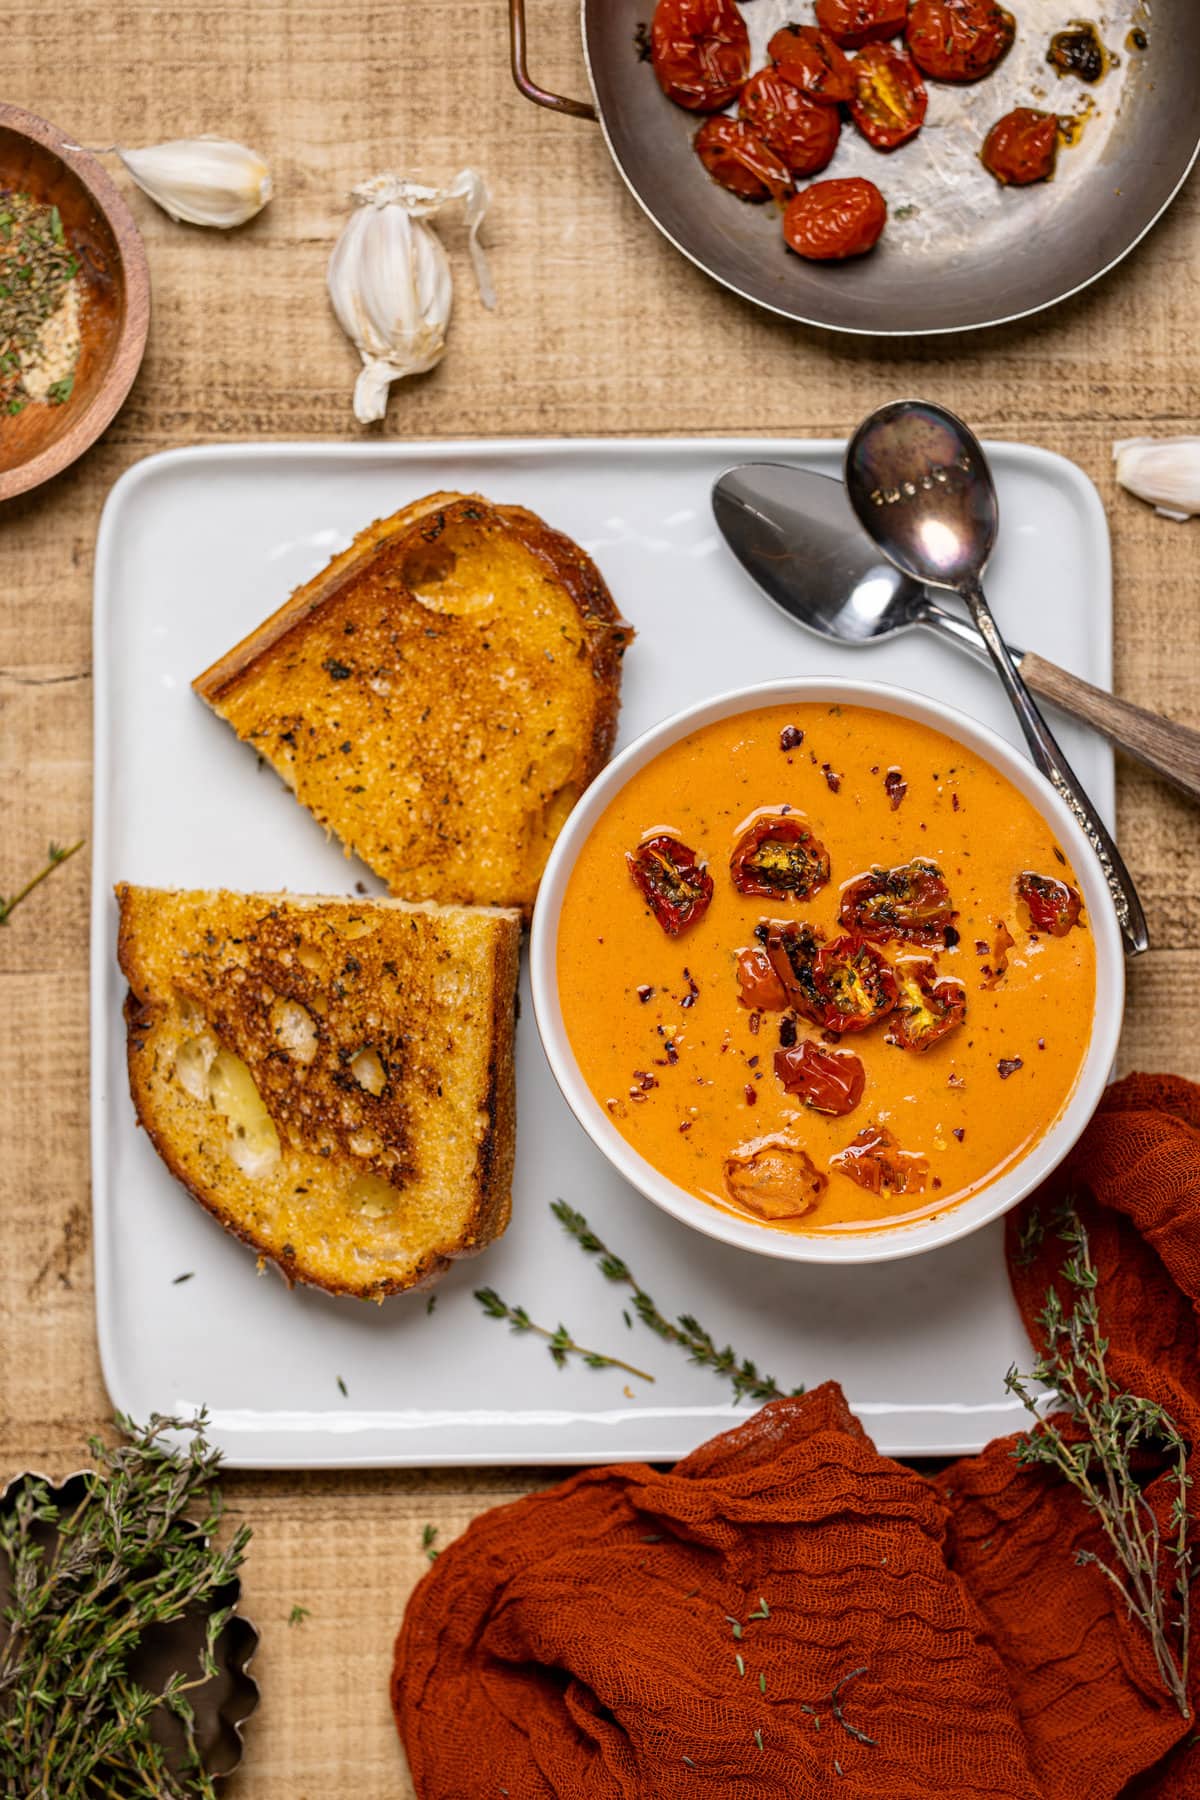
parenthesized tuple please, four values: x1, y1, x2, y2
(0, 104, 149, 501)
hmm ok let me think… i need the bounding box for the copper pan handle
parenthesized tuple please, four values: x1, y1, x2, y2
(509, 0, 598, 119)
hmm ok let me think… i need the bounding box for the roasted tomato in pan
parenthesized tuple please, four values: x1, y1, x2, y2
(886, 959, 966, 1052)
(839, 859, 956, 946)
(774, 1039, 866, 1114)
(694, 118, 794, 203)
(981, 109, 1059, 186)
(768, 24, 857, 103)
(810, 933, 898, 1033)
(815, 0, 907, 49)
(849, 43, 928, 151)
(783, 178, 887, 261)
(736, 945, 790, 1011)
(730, 813, 831, 900)
(906, 0, 1015, 83)
(627, 834, 714, 936)
(724, 1132, 828, 1221)
(651, 0, 751, 111)
(831, 1124, 929, 1195)
(764, 920, 826, 1016)
(1017, 870, 1083, 936)
(740, 69, 842, 177)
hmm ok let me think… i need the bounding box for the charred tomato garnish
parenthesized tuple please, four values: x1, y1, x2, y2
(723, 1133, 828, 1221)
(651, 0, 751, 111)
(769, 23, 857, 102)
(839, 859, 957, 946)
(739, 68, 842, 177)
(693, 117, 794, 203)
(831, 1124, 928, 1195)
(627, 834, 713, 936)
(774, 1039, 866, 1114)
(981, 108, 1059, 186)
(815, 0, 907, 49)
(906, 0, 1015, 83)
(730, 813, 831, 900)
(736, 945, 790, 1011)
(1017, 870, 1083, 936)
(764, 920, 826, 1017)
(810, 933, 898, 1033)
(783, 177, 887, 260)
(886, 959, 966, 1052)
(849, 43, 928, 152)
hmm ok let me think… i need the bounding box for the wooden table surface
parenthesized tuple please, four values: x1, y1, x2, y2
(3, 2, 1198, 1790)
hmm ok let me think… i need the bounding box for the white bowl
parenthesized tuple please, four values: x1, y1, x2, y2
(530, 678, 1124, 1266)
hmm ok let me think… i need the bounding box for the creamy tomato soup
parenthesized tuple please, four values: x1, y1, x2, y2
(557, 702, 1096, 1235)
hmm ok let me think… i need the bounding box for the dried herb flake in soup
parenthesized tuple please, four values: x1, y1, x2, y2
(0, 191, 82, 414)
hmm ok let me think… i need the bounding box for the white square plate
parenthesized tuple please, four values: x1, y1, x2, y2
(91, 438, 1112, 1468)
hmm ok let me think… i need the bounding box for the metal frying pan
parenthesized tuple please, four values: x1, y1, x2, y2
(509, 0, 1200, 336)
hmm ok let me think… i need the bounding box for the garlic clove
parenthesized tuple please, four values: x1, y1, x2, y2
(117, 137, 272, 229)
(327, 169, 494, 426)
(1113, 437, 1200, 522)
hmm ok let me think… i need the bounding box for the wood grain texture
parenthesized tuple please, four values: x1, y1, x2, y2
(1021, 650, 1200, 802)
(2, 2, 1198, 1791)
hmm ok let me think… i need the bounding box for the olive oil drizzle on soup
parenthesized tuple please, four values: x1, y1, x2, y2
(557, 703, 1096, 1235)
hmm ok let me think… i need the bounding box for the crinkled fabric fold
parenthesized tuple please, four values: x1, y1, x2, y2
(394, 1076, 1200, 1799)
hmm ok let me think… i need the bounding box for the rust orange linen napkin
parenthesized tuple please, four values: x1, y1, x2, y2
(393, 1075, 1200, 1798)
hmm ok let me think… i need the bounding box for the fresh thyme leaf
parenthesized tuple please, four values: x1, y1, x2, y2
(1005, 1203, 1195, 1719)
(336, 1375, 348, 1396)
(551, 1200, 802, 1405)
(0, 837, 84, 926)
(173, 1271, 195, 1285)
(421, 1523, 440, 1562)
(425, 1292, 438, 1315)
(288, 1603, 310, 1625)
(473, 1286, 655, 1383)
(829, 1666, 878, 1747)
(753, 1728, 764, 1752)
(0, 1411, 250, 1797)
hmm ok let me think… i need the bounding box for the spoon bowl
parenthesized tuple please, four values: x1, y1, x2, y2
(844, 400, 999, 592)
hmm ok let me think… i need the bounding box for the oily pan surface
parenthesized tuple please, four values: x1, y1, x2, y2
(585, 0, 1196, 333)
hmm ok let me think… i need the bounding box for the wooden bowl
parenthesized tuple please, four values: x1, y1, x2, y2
(0, 105, 150, 502)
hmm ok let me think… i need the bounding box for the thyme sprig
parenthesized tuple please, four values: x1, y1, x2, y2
(0, 838, 84, 927)
(1005, 1206, 1194, 1719)
(473, 1287, 655, 1383)
(551, 1201, 803, 1406)
(0, 1411, 252, 1797)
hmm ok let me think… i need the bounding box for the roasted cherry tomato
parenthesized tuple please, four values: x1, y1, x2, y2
(815, 0, 907, 48)
(693, 117, 794, 203)
(736, 945, 790, 1011)
(768, 24, 856, 103)
(740, 69, 842, 177)
(886, 959, 966, 1052)
(849, 43, 928, 151)
(651, 0, 751, 111)
(627, 835, 713, 936)
(810, 933, 898, 1033)
(831, 1124, 928, 1195)
(1017, 870, 1083, 936)
(783, 178, 887, 261)
(774, 1039, 866, 1114)
(764, 920, 825, 1016)
(839, 860, 956, 945)
(906, 0, 1015, 83)
(724, 1133, 828, 1221)
(981, 109, 1059, 186)
(730, 814, 830, 900)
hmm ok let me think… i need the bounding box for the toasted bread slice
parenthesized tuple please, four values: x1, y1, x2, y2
(192, 492, 632, 914)
(116, 884, 520, 1300)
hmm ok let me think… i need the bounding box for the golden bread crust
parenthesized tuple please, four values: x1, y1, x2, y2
(193, 492, 632, 913)
(117, 884, 520, 1300)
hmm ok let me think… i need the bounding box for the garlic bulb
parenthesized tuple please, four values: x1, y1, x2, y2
(1114, 438, 1200, 522)
(327, 170, 495, 425)
(117, 137, 272, 228)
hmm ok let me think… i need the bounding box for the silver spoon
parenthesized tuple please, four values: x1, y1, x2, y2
(843, 400, 1148, 957)
(711, 462, 1200, 806)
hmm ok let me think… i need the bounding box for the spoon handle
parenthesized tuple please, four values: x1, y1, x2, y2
(962, 580, 1150, 958)
(920, 603, 1200, 803)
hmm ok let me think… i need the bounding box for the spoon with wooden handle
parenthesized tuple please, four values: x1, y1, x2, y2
(712, 461, 1200, 805)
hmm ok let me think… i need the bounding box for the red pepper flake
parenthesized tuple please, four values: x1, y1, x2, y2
(948, 1073, 965, 1088)
(748, 1012, 761, 1036)
(636, 984, 654, 1003)
(779, 725, 805, 751)
(821, 763, 842, 793)
(744, 1083, 758, 1105)
(997, 1057, 1024, 1079)
(884, 767, 907, 810)
(779, 1015, 797, 1048)
(679, 1118, 693, 1133)
(974, 939, 989, 956)
(680, 968, 700, 1009)
(952, 1127, 965, 1141)
(1053, 845, 1067, 865)
(951, 794, 961, 812)
(1037, 1038, 1046, 1050)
